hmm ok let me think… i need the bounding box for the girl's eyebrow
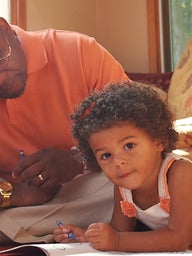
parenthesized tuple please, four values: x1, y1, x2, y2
(94, 135, 136, 155)
(94, 147, 106, 155)
(119, 135, 135, 143)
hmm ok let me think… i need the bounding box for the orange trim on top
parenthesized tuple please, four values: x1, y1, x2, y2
(163, 158, 176, 197)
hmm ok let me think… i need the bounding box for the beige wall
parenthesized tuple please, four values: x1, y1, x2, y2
(26, 0, 149, 73)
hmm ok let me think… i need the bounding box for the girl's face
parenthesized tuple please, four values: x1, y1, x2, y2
(89, 122, 164, 191)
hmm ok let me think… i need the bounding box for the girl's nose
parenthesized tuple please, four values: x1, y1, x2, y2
(114, 154, 127, 166)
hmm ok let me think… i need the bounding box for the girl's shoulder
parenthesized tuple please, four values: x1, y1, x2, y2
(159, 152, 191, 183)
(166, 152, 192, 172)
(170, 152, 192, 171)
(167, 153, 192, 193)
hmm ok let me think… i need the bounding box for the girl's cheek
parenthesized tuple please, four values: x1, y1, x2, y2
(101, 165, 112, 175)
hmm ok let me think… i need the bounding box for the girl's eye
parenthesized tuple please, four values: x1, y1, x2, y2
(125, 143, 134, 150)
(101, 152, 111, 160)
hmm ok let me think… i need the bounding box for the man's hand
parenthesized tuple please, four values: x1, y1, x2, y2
(10, 182, 60, 207)
(12, 148, 83, 189)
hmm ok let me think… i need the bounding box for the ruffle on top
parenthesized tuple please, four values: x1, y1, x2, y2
(159, 197, 170, 213)
(120, 200, 137, 218)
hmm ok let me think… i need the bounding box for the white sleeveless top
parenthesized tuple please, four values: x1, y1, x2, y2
(119, 152, 182, 230)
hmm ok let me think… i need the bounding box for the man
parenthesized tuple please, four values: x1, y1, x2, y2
(0, 17, 129, 243)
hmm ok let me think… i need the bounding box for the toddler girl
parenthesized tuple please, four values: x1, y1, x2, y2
(54, 82, 192, 252)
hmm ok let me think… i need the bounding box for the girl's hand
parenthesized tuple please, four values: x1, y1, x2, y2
(85, 223, 119, 251)
(54, 224, 87, 243)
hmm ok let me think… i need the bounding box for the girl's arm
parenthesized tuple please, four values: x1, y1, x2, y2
(116, 159, 192, 252)
(85, 185, 136, 251)
(110, 185, 136, 232)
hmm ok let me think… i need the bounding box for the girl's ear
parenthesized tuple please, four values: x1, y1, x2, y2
(155, 139, 164, 152)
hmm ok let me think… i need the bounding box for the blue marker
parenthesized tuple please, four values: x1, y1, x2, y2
(19, 149, 25, 159)
(19, 149, 31, 186)
(56, 220, 76, 240)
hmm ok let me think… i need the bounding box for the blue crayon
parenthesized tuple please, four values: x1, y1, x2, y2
(19, 149, 25, 159)
(19, 149, 31, 186)
(56, 220, 76, 240)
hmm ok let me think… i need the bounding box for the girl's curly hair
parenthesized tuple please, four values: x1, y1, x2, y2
(71, 81, 178, 172)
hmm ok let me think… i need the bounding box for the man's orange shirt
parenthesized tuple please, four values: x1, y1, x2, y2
(0, 26, 128, 181)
